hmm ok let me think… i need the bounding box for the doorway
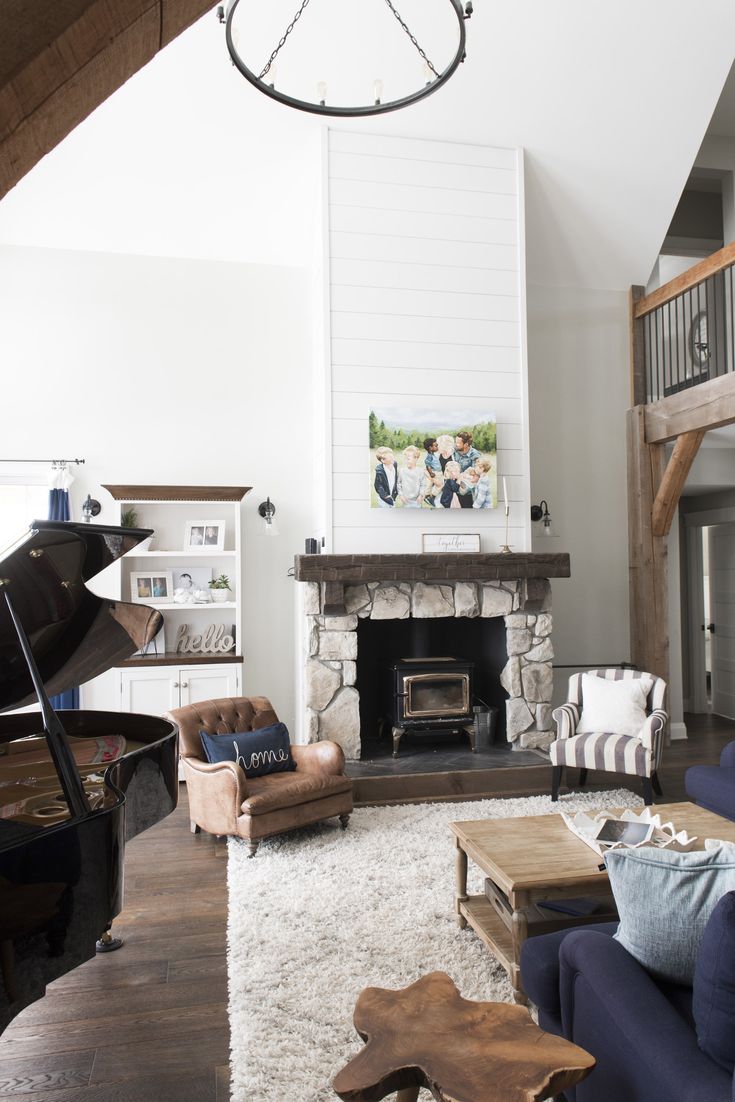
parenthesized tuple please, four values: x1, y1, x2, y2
(709, 524, 735, 718)
(685, 517, 735, 720)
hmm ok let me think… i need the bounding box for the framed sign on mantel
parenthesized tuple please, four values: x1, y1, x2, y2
(421, 533, 480, 554)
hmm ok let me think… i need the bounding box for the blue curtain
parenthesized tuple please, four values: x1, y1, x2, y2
(48, 482, 80, 710)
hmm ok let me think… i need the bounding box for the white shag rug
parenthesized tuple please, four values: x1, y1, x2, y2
(227, 789, 641, 1102)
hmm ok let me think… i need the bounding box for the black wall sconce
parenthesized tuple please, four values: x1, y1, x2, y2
(82, 494, 101, 523)
(530, 500, 554, 536)
(258, 497, 278, 535)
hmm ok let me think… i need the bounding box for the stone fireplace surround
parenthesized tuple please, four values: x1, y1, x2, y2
(294, 554, 571, 761)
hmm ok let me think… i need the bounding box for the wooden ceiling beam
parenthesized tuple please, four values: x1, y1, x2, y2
(651, 430, 705, 538)
(0, 0, 215, 200)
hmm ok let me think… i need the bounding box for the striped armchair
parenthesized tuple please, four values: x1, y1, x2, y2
(550, 669, 668, 806)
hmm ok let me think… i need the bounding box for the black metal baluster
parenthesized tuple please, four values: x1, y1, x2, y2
(683, 288, 688, 386)
(656, 306, 663, 400)
(674, 294, 681, 391)
(656, 306, 661, 401)
(694, 283, 701, 387)
(711, 275, 718, 380)
(669, 299, 674, 394)
(727, 262, 731, 379)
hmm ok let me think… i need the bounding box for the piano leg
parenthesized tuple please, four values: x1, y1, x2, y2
(96, 928, 124, 953)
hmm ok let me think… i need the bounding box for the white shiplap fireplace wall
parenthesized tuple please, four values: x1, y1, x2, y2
(321, 129, 531, 554)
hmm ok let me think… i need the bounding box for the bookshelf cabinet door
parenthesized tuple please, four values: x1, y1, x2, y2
(119, 668, 179, 714)
(178, 665, 240, 706)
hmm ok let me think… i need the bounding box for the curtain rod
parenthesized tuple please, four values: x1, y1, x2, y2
(0, 458, 85, 465)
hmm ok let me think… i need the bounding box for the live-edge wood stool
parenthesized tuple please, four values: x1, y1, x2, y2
(332, 971, 595, 1102)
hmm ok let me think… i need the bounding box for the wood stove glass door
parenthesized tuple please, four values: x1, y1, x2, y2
(405, 673, 469, 719)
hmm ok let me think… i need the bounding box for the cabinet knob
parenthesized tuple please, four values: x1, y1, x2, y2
(181, 681, 188, 688)
(173, 681, 179, 688)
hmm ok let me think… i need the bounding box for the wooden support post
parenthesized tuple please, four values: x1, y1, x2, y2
(627, 407, 668, 681)
(630, 286, 647, 406)
(651, 430, 705, 537)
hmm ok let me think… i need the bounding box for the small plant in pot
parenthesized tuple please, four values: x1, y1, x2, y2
(121, 507, 154, 550)
(209, 574, 231, 603)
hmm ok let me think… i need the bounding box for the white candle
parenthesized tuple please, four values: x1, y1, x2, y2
(503, 477, 508, 509)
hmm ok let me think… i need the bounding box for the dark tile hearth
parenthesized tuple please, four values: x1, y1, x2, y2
(347, 734, 548, 777)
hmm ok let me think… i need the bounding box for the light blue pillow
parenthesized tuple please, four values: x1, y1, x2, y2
(605, 841, 735, 985)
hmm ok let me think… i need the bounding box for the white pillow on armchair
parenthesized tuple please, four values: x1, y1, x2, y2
(576, 674, 653, 739)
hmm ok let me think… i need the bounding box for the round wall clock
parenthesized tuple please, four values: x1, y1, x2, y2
(689, 310, 710, 369)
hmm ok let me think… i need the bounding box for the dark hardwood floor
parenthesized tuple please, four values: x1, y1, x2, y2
(0, 796, 230, 1101)
(1, 711, 733, 1099)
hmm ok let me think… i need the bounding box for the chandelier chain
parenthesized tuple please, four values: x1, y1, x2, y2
(258, 0, 312, 80)
(382, 0, 440, 78)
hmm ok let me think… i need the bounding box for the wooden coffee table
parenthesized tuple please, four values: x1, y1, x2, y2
(451, 801, 735, 1002)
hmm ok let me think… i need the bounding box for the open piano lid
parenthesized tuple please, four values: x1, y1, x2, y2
(0, 522, 178, 1034)
(0, 520, 162, 712)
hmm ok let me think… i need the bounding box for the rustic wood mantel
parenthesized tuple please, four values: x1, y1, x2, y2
(294, 553, 570, 616)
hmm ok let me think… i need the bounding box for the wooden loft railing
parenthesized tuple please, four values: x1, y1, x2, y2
(631, 241, 735, 406)
(627, 244, 735, 684)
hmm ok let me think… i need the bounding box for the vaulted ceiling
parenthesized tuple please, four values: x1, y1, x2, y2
(1, 1, 734, 290)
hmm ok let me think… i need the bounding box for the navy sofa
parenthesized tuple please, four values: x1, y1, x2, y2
(520, 896, 735, 1102)
(685, 739, 735, 821)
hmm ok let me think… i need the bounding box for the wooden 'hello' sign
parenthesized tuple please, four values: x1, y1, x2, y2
(175, 623, 235, 655)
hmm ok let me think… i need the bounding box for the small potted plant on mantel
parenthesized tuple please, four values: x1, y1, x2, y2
(209, 574, 231, 603)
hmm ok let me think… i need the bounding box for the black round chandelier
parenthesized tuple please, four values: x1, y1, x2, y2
(219, 0, 472, 117)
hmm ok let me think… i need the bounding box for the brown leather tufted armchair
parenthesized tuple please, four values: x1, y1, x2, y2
(164, 695, 353, 856)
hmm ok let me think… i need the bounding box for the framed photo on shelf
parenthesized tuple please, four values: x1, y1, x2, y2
(184, 520, 226, 551)
(130, 570, 174, 603)
(173, 567, 213, 600)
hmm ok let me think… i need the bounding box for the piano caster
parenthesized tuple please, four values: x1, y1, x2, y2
(96, 929, 124, 954)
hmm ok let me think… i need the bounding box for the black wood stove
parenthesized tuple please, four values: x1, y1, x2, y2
(386, 657, 476, 757)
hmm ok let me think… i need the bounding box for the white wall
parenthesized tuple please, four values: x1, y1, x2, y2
(526, 283, 631, 705)
(325, 130, 530, 552)
(0, 244, 312, 730)
(4, 3, 735, 295)
(686, 446, 735, 491)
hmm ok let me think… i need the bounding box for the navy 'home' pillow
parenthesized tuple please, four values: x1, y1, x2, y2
(199, 722, 296, 778)
(693, 889, 735, 1072)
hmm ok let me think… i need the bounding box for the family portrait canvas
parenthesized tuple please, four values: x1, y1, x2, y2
(369, 407, 497, 510)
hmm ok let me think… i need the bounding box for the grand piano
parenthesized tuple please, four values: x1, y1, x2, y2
(0, 520, 178, 1034)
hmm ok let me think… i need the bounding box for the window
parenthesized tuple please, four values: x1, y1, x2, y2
(0, 479, 48, 554)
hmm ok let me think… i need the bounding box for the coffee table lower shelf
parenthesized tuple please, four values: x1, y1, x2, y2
(459, 895, 518, 990)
